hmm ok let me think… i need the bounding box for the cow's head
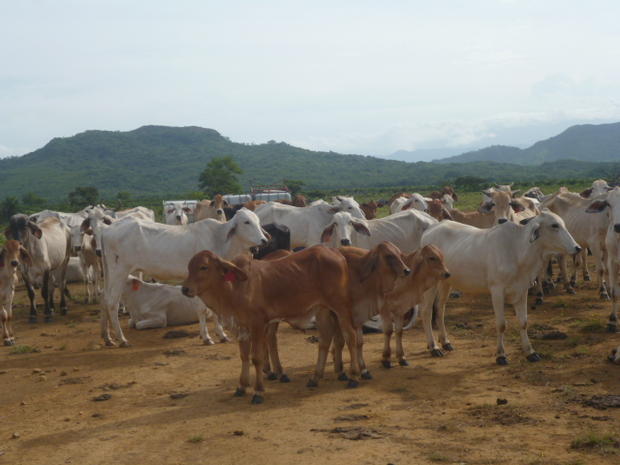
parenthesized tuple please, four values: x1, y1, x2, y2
(331, 196, 366, 219)
(401, 193, 429, 213)
(166, 204, 189, 225)
(586, 187, 620, 233)
(226, 208, 269, 249)
(481, 190, 514, 223)
(6, 214, 42, 243)
(520, 209, 581, 255)
(427, 199, 452, 221)
(358, 241, 411, 294)
(0, 239, 31, 270)
(405, 244, 450, 292)
(321, 211, 370, 247)
(182, 250, 248, 299)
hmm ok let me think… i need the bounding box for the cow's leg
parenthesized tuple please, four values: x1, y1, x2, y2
(436, 283, 454, 351)
(197, 309, 214, 345)
(580, 248, 591, 282)
(558, 255, 575, 294)
(332, 319, 347, 381)
(336, 312, 360, 388)
(309, 309, 335, 387)
(607, 258, 619, 333)
(24, 276, 38, 323)
(101, 277, 129, 346)
(381, 311, 394, 368)
(534, 266, 545, 305)
(59, 266, 68, 315)
(591, 242, 609, 299)
(357, 327, 372, 380)
(213, 313, 230, 343)
(265, 322, 288, 382)
(394, 311, 409, 366)
(490, 287, 508, 365)
(421, 286, 442, 356)
(1, 307, 10, 346)
(250, 325, 266, 404)
(135, 316, 167, 330)
(512, 293, 539, 361)
(42, 271, 53, 323)
(235, 336, 251, 397)
(6, 292, 15, 344)
(543, 256, 555, 293)
(570, 252, 580, 288)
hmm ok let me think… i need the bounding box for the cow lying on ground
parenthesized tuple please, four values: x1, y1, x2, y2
(121, 275, 229, 344)
(181, 246, 364, 404)
(0, 240, 31, 345)
(420, 210, 580, 364)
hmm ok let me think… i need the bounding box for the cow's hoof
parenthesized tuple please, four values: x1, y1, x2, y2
(607, 324, 617, 333)
(233, 387, 246, 397)
(381, 360, 392, 369)
(442, 343, 454, 352)
(220, 337, 231, 343)
(28, 316, 37, 324)
(361, 371, 373, 380)
(527, 352, 542, 362)
(306, 379, 318, 388)
(104, 340, 116, 347)
(496, 356, 508, 366)
(202, 338, 214, 346)
(346, 379, 359, 389)
(4, 339, 14, 346)
(337, 372, 349, 381)
(566, 288, 576, 295)
(535, 297, 543, 305)
(60, 307, 68, 315)
(119, 341, 131, 348)
(430, 348, 444, 357)
(584, 275, 591, 282)
(399, 359, 409, 366)
(251, 394, 264, 405)
(279, 374, 291, 383)
(266, 372, 278, 381)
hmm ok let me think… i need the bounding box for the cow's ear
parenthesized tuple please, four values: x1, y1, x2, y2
(481, 189, 492, 197)
(359, 250, 379, 282)
(80, 218, 91, 233)
(102, 216, 113, 225)
(260, 228, 272, 241)
(19, 246, 32, 265)
(441, 208, 453, 220)
(351, 220, 371, 236)
(321, 223, 336, 243)
(520, 217, 533, 225)
(131, 279, 141, 291)
(452, 193, 459, 201)
(28, 222, 42, 239)
(510, 201, 525, 213)
(4, 228, 11, 240)
(220, 260, 248, 282)
(0, 249, 5, 268)
(586, 200, 609, 213)
(580, 188, 593, 198)
(183, 207, 192, 213)
(328, 207, 340, 214)
(401, 200, 413, 211)
(510, 190, 521, 198)
(226, 225, 237, 240)
(530, 225, 541, 243)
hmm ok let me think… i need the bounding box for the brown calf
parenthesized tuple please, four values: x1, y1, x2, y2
(427, 199, 452, 221)
(429, 185, 458, 202)
(0, 240, 31, 345)
(182, 246, 361, 404)
(360, 200, 378, 219)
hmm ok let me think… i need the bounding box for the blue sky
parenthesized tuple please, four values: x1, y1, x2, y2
(2, 0, 620, 159)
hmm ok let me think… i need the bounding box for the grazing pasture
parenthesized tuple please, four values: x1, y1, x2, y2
(1, 270, 618, 465)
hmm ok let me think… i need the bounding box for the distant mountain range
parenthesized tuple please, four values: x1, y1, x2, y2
(0, 123, 619, 201)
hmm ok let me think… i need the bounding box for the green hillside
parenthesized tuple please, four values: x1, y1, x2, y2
(1, 125, 619, 201)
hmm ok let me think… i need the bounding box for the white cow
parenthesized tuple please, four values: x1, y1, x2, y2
(121, 275, 229, 345)
(389, 193, 429, 215)
(256, 197, 365, 248)
(420, 210, 580, 364)
(98, 208, 268, 346)
(320, 210, 437, 253)
(116, 206, 156, 222)
(581, 179, 613, 198)
(164, 202, 191, 225)
(585, 187, 620, 332)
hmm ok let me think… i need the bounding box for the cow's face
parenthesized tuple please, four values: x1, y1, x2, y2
(166, 204, 188, 225)
(523, 210, 580, 255)
(332, 196, 365, 219)
(362, 241, 411, 294)
(321, 212, 370, 247)
(402, 194, 428, 213)
(481, 190, 513, 224)
(70, 225, 83, 252)
(228, 209, 269, 248)
(586, 187, 620, 233)
(591, 179, 612, 197)
(182, 250, 247, 299)
(418, 245, 450, 282)
(0, 240, 31, 271)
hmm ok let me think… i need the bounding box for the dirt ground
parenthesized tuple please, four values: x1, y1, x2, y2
(1, 273, 619, 465)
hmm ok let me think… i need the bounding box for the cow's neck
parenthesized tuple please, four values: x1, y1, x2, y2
(514, 223, 545, 278)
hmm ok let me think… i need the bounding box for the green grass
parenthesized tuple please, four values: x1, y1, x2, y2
(10, 345, 40, 355)
(187, 435, 204, 444)
(427, 452, 451, 462)
(570, 433, 619, 454)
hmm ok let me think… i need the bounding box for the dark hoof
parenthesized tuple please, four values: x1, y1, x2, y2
(306, 379, 318, 388)
(28, 316, 37, 324)
(233, 387, 246, 397)
(601, 293, 610, 301)
(430, 348, 444, 357)
(535, 297, 543, 305)
(266, 372, 278, 381)
(607, 324, 617, 333)
(527, 352, 542, 362)
(496, 356, 509, 366)
(279, 374, 291, 383)
(361, 371, 373, 380)
(337, 372, 349, 381)
(346, 379, 359, 389)
(60, 307, 68, 315)
(442, 343, 454, 352)
(566, 288, 576, 295)
(398, 359, 409, 366)
(381, 360, 392, 369)
(3, 339, 14, 346)
(584, 275, 591, 282)
(251, 394, 264, 405)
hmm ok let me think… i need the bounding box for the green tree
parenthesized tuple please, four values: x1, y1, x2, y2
(199, 156, 242, 197)
(283, 179, 305, 195)
(68, 186, 99, 209)
(116, 191, 132, 209)
(21, 192, 47, 210)
(0, 196, 20, 221)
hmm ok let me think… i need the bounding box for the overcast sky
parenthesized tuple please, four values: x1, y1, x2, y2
(2, 0, 620, 159)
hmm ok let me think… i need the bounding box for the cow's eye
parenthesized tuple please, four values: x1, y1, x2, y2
(429, 256, 437, 262)
(551, 223, 559, 229)
(200, 265, 208, 271)
(244, 220, 250, 225)
(348, 207, 352, 210)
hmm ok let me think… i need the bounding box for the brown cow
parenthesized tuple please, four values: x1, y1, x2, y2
(360, 200, 378, 219)
(195, 194, 227, 222)
(182, 246, 362, 404)
(0, 240, 31, 345)
(429, 186, 458, 202)
(449, 190, 522, 228)
(427, 199, 452, 221)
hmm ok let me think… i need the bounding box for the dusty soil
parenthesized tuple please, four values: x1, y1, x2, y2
(1, 276, 619, 465)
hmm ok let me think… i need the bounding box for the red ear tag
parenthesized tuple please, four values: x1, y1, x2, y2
(132, 280, 140, 291)
(224, 271, 237, 283)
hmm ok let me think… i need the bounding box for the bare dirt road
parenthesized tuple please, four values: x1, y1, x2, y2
(1, 280, 619, 465)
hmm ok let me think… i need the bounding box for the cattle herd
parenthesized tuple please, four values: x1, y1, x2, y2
(1, 179, 619, 404)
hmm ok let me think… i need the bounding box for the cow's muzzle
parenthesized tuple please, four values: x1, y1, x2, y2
(573, 246, 582, 255)
(403, 268, 411, 276)
(10, 260, 18, 267)
(614, 224, 620, 233)
(340, 239, 351, 246)
(96, 250, 102, 257)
